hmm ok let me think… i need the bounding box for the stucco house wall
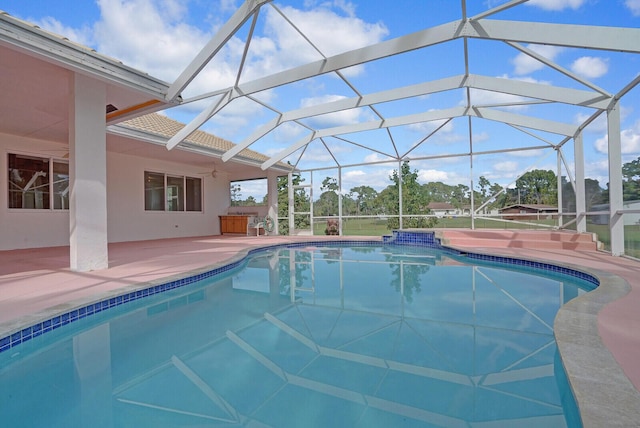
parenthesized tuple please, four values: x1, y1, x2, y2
(1, 134, 70, 249)
(106, 151, 229, 243)
(1, 134, 234, 250)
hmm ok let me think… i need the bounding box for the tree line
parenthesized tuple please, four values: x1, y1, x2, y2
(231, 157, 640, 232)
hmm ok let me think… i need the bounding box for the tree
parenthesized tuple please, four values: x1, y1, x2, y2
(622, 157, 640, 181)
(515, 169, 557, 205)
(562, 177, 606, 212)
(321, 177, 339, 192)
(622, 157, 640, 201)
(314, 177, 339, 216)
(230, 183, 242, 206)
(350, 185, 378, 216)
(477, 176, 491, 200)
(278, 172, 310, 234)
(451, 184, 470, 209)
(422, 181, 454, 202)
(486, 182, 507, 210)
(379, 161, 437, 229)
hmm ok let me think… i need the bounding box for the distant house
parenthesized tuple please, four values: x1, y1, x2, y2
(427, 202, 461, 217)
(499, 204, 558, 220)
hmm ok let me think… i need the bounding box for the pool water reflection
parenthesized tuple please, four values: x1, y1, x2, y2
(0, 244, 590, 427)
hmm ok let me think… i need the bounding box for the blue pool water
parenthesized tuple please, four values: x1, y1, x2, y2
(0, 243, 591, 427)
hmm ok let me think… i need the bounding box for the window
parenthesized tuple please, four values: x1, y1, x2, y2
(167, 175, 184, 211)
(8, 153, 69, 210)
(144, 171, 202, 212)
(230, 178, 267, 206)
(186, 177, 202, 211)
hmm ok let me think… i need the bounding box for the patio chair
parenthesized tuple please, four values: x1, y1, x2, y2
(246, 216, 264, 237)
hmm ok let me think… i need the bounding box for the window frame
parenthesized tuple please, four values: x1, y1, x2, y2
(144, 170, 203, 213)
(7, 152, 69, 211)
(230, 177, 268, 207)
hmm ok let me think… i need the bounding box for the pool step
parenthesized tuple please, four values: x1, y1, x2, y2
(435, 229, 599, 251)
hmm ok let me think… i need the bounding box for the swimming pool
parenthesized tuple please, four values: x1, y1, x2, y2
(0, 242, 593, 427)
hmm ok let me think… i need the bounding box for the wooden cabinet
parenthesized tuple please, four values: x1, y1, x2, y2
(219, 215, 249, 234)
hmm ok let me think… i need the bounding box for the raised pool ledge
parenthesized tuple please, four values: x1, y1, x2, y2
(554, 268, 640, 427)
(1, 232, 639, 427)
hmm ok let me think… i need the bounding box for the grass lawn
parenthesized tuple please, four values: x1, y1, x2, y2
(307, 217, 640, 258)
(311, 216, 558, 236)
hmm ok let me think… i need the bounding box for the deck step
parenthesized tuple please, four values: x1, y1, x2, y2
(436, 230, 599, 251)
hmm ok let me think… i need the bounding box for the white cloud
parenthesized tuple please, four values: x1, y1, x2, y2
(93, 0, 209, 83)
(79, 0, 387, 100)
(574, 112, 608, 133)
(408, 119, 455, 136)
(493, 161, 519, 172)
(418, 169, 450, 182)
(585, 159, 611, 187)
(575, 106, 633, 133)
(512, 45, 564, 75)
(509, 149, 546, 158)
(473, 132, 490, 143)
(205, 96, 271, 135)
(36, 17, 93, 46)
(570, 56, 609, 79)
(344, 169, 366, 178)
(260, 5, 388, 77)
(527, 0, 586, 11)
(594, 120, 640, 154)
(272, 122, 307, 142)
(625, 0, 640, 15)
(299, 95, 370, 127)
(342, 167, 395, 191)
(363, 153, 392, 163)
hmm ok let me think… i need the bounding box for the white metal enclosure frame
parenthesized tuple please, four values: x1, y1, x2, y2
(159, 0, 640, 256)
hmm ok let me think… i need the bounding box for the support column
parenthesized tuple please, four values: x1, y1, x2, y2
(398, 160, 403, 229)
(338, 167, 343, 235)
(574, 133, 587, 233)
(267, 171, 279, 235)
(288, 172, 294, 234)
(69, 73, 109, 271)
(73, 324, 112, 425)
(607, 102, 624, 256)
(556, 149, 563, 227)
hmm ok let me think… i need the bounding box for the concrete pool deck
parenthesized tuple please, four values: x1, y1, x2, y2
(0, 232, 639, 427)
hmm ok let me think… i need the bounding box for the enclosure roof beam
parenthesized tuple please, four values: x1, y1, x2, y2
(222, 75, 467, 161)
(466, 74, 610, 109)
(469, 0, 529, 20)
(471, 107, 576, 136)
(223, 73, 605, 162)
(235, 18, 640, 100)
(233, 20, 462, 97)
(260, 107, 467, 169)
(505, 42, 610, 96)
(169, 9, 639, 157)
(467, 19, 640, 54)
(260, 104, 575, 169)
(166, 0, 271, 102)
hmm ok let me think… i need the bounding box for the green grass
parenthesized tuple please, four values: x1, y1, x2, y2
(304, 216, 640, 259)
(589, 223, 640, 258)
(310, 216, 558, 236)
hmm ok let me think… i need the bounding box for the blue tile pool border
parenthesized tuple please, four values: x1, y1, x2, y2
(0, 231, 599, 354)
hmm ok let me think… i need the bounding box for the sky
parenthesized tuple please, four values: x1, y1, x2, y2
(3, 0, 640, 198)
